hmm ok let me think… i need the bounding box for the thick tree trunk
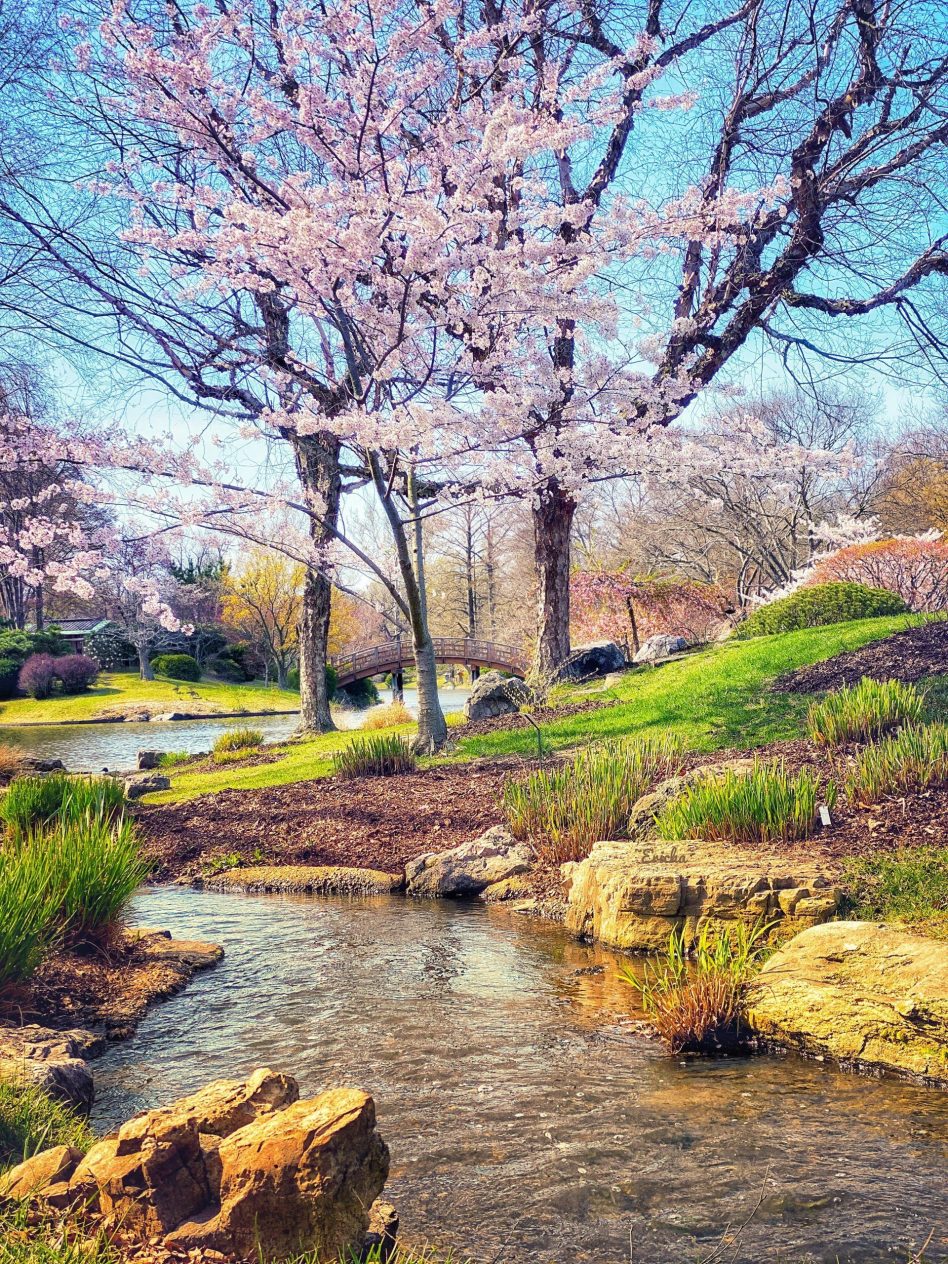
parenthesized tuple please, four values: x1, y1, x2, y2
(275, 660, 289, 690)
(532, 480, 576, 679)
(137, 645, 154, 681)
(412, 629, 446, 753)
(288, 432, 341, 733)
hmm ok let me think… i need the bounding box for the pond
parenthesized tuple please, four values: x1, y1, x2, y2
(0, 685, 471, 771)
(92, 887, 948, 1264)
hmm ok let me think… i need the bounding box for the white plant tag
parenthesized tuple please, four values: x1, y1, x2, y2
(819, 804, 832, 827)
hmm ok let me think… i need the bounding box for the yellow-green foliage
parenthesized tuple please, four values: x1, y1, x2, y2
(212, 726, 264, 755)
(807, 677, 924, 746)
(362, 699, 413, 730)
(843, 723, 948, 805)
(653, 760, 834, 846)
(504, 734, 686, 865)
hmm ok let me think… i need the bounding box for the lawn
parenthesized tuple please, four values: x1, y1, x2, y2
(0, 672, 299, 726)
(146, 615, 912, 806)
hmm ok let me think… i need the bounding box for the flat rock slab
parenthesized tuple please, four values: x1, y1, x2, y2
(563, 837, 841, 952)
(747, 920, 948, 1084)
(195, 865, 403, 895)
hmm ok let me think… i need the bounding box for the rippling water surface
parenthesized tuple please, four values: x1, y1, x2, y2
(92, 888, 948, 1264)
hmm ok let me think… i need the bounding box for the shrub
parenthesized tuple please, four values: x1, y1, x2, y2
(207, 654, 247, 683)
(0, 1078, 93, 1165)
(653, 760, 835, 846)
(84, 623, 136, 668)
(17, 654, 58, 700)
(150, 652, 201, 681)
(504, 734, 687, 865)
(620, 921, 773, 1055)
(158, 749, 191, 768)
(842, 846, 948, 937)
(0, 656, 20, 701)
(212, 727, 264, 755)
(362, 699, 413, 730)
(842, 723, 948, 805)
(0, 775, 125, 837)
(333, 733, 416, 779)
(733, 581, 907, 639)
(53, 654, 99, 695)
(807, 677, 925, 746)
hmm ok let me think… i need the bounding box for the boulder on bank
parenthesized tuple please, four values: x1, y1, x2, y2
(0, 1026, 100, 1115)
(555, 641, 626, 682)
(31, 1069, 390, 1262)
(405, 825, 533, 897)
(747, 921, 948, 1084)
(463, 670, 532, 721)
(632, 634, 688, 664)
(124, 771, 170, 799)
(563, 837, 840, 953)
(136, 749, 163, 770)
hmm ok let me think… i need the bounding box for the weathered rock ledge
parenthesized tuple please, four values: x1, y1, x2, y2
(562, 837, 841, 952)
(2, 1069, 393, 1263)
(193, 864, 403, 896)
(747, 920, 948, 1085)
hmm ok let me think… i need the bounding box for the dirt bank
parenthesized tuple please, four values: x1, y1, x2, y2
(774, 619, 948, 693)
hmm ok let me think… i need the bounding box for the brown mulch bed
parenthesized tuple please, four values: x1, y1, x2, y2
(456, 694, 615, 737)
(1, 931, 221, 1038)
(774, 619, 948, 693)
(138, 759, 533, 879)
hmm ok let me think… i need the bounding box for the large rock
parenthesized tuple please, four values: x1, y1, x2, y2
(0, 1145, 84, 1199)
(405, 826, 533, 897)
(124, 772, 170, 799)
(0, 1026, 100, 1115)
(632, 633, 687, 664)
(136, 749, 163, 770)
(563, 837, 840, 953)
(747, 921, 948, 1084)
(555, 641, 626, 682)
(57, 1069, 389, 1261)
(463, 670, 532, 721)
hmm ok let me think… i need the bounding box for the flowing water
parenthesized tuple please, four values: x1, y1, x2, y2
(0, 686, 471, 770)
(92, 887, 948, 1264)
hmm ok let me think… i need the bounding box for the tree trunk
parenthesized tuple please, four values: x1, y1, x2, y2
(276, 660, 289, 690)
(532, 480, 576, 679)
(412, 629, 446, 753)
(288, 432, 341, 733)
(137, 645, 154, 681)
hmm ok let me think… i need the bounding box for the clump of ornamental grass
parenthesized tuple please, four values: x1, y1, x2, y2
(41, 812, 149, 946)
(842, 722, 948, 805)
(362, 699, 413, 731)
(0, 1078, 93, 1165)
(0, 843, 61, 992)
(621, 921, 773, 1055)
(0, 774, 125, 837)
(807, 676, 924, 746)
(652, 759, 834, 847)
(212, 726, 264, 757)
(333, 733, 417, 780)
(504, 734, 687, 865)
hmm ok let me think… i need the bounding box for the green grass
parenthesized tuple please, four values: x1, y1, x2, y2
(0, 1080, 92, 1167)
(843, 847, 948, 938)
(146, 616, 911, 806)
(807, 677, 925, 746)
(504, 734, 686, 864)
(652, 760, 835, 846)
(0, 671, 299, 725)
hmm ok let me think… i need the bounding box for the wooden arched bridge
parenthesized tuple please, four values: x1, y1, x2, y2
(330, 636, 528, 688)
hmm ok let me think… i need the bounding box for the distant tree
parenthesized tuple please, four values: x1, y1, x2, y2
(808, 535, 948, 614)
(94, 538, 191, 679)
(222, 551, 303, 689)
(571, 571, 730, 656)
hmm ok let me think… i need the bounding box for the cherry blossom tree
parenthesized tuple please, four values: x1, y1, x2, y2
(571, 570, 730, 655)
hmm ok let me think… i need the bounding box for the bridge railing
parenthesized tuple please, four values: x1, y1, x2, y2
(330, 636, 527, 681)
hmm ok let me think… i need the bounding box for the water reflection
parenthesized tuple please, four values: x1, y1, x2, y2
(91, 889, 948, 1264)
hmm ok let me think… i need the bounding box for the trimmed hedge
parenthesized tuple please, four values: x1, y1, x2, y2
(150, 652, 201, 681)
(733, 582, 907, 639)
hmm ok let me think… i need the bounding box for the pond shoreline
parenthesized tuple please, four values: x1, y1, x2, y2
(1, 706, 301, 727)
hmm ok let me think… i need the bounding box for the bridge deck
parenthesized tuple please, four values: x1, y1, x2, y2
(330, 636, 527, 687)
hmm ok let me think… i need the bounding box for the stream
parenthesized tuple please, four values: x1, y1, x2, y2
(91, 887, 948, 1264)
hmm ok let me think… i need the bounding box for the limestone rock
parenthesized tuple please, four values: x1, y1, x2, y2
(0, 1026, 100, 1114)
(0, 1145, 82, 1199)
(478, 874, 534, 902)
(632, 634, 688, 663)
(20, 757, 66, 773)
(555, 641, 626, 682)
(563, 837, 840, 952)
(627, 760, 758, 838)
(747, 921, 948, 1083)
(463, 670, 532, 721)
(405, 826, 533, 897)
(136, 749, 163, 770)
(124, 772, 170, 799)
(198, 865, 403, 896)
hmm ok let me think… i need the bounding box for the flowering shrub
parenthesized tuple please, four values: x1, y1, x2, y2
(733, 582, 906, 639)
(54, 654, 100, 694)
(807, 536, 948, 613)
(571, 571, 729, 654)
(17, 654, 58, 700)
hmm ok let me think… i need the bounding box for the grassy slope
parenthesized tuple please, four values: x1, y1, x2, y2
(147, 615, 911, 806)
(0, 672, 299, 725)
